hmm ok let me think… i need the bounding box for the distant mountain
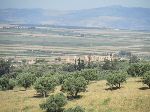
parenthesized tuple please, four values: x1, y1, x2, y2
(0, 6, 150, 30)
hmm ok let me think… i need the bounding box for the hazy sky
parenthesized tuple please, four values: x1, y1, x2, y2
(0, 0, 150, 10)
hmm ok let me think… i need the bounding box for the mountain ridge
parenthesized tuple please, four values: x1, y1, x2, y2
(0, 6, 150, 30)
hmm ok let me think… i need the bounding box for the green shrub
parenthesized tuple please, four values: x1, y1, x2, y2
(142, 71, 150, 88)
(40, 93, 67, 112)
(64, 106, 85, 112)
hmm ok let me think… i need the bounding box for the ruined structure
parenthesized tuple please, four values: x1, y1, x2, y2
(60, 53, 118, 64)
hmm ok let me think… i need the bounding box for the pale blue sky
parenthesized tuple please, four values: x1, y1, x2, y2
(0, 0, 150, 10)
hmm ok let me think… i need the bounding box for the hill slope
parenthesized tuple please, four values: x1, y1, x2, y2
(0, 6, 150, 30)
(0, 78, 150, 112)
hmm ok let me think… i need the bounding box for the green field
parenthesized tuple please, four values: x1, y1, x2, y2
(0, 78, 149, 112)
(0, 28, 150, 59)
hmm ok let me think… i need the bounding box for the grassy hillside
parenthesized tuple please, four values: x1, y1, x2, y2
(0, 77, 149, 112)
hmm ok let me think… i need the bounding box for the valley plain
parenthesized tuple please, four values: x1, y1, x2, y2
(0, 26, 150, 61)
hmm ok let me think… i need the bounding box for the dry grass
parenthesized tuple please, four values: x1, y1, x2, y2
(0, 88, 42, 112)
(65, 78, 150, 112)
(0, 78, 150, 112)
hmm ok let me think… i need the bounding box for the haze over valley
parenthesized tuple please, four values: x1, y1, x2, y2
(1, 6, 150, 30)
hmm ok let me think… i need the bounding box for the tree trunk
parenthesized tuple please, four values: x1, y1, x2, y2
(43, 92, 46, 102)
(118, 83, 121, 88)
(87, 80, 90, 84)
(75, 90, 79, 98)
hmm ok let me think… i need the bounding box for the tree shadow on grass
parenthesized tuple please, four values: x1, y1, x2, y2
(67, 95, 83, 101)
(105, 87, 121, 91)
(19, 89, 26, 91)
(13, 90, 19, 92)
(139, 87, 149, 90)
(135, 80, 142, 83)
(32, 93, 49, 98)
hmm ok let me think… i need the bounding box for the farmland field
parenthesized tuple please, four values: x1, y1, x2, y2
(0, 27, 150, 60)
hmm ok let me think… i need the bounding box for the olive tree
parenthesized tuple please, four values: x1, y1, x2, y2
(40, 93, 67, 112)
(0, 77, 16, 90)
(0, 77, 9, 90)
(141, 64, 150, 75)
(34, 76, 57, 97)
(16, 72, 35, 90)
(106, 72, 127, 89)
(102, 59, 118, 70)
(8, 78, 16, 90)
(127, 64, 142, 77)
(129, 55, 139, 63)
(127, 64, 150, 77)
(142, 71, 150, 88)
(0, 58, 12, 77)
(61, 76, 87, 98)
(81, 69, 98, 83)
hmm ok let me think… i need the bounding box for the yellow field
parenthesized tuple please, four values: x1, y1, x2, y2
(0, 78, 150, 112)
